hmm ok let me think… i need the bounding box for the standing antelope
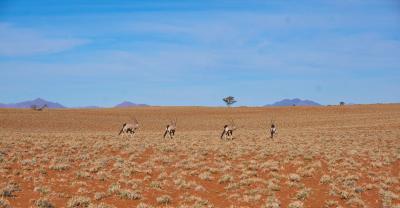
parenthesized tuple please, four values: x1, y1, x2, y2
(270, 120, 277, 139)
(118, 117, 139, 137)
(163, 118, 177, 139)
(221, 120, 238, 140)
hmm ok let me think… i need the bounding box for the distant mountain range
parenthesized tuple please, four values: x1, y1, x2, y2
(114, 101, 149, 108)
(0, 98, 149, 108)
(265, 98, 321, 106)
(0, 98, 66, 108)
(0, 98, 328, 108)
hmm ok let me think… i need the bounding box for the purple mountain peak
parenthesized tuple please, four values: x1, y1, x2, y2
(265, 98, 321, 106)
(114, 101, 149, 108)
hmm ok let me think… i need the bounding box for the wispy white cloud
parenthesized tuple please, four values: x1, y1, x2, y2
(0, 23, 89, 56)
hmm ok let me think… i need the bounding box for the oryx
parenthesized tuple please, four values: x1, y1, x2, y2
(221, 120, 238, 140)
(163, 118, 177, 139)
(118, 117, 139, 137)
(269, 119, 277, 139)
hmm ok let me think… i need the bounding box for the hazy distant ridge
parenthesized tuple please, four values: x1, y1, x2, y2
(265, 98, 321, 106)
(114, 101, 149, 108)
(0, 98, 149, 108)
(0, 98, 66, 108)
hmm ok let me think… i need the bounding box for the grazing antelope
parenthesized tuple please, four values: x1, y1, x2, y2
(31, 104, 47, 111)
(163, 118, 177, 139)
(221, 120, 238, 140)
(270, 120, 277, 139)
(118, 117, 139, 137)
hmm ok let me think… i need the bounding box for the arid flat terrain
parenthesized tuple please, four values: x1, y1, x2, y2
(0, 105, 399, 208)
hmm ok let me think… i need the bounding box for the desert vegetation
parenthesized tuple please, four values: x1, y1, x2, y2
(0, 105, 399, 207)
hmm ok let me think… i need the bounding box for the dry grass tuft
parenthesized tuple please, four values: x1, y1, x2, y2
(156, 195, 172, 205)
(67, 196, 91, 208)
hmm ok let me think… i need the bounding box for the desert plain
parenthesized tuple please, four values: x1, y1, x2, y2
(0, 105, 399, 208)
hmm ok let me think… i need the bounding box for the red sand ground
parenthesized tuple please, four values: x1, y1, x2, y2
(0, 105, 399, 207)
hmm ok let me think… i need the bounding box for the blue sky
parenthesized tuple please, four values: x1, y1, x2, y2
(0, 0, 399, 107)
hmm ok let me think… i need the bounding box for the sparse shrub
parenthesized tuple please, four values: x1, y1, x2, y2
(21, 158, 37, 166)
(122, 168, 134, 177)
(35, 198, 55, 208)
(136, 202, 154, 208)
(78, 187, 89, 194)
(343, 175, 359, 187)
(0, 198, 11, 208)
(239, 178, 252, 186)
(296, 188, 311, 201)
(267, 181, 280, 191)
(260, 160, 280, 172)
(34, 186, 51, 195)
(243, 193, 262, 203)
(207, 167, 219, 174)
(219, 174, 233, 184)
(50, 163, 69, 171)
(193, 198, 211, 207)
(88, 203, 116, 208)
(289, 173, 301, 182)
(339, 190, 350, 200)
(94, 192, 107, 200)
(0, 183, 20, 197)
(89, 166, 101, 173)
(195, 185, 205, 192)
(38, 168, 47, 175)
(96, 171, 109, 181)
(303, 154, 313, 161)
(288, 200, 304, 208)
(228, 193, 240, 201)
(320, 175, 332, 184)
(354, 187, 364, 193)
(286, 181, 297, 187)
(76, 171, 91, 179)
(380, 189, 399, 206)
(156, 195, 172, 205)
(118, 189, 141, 200)
(346, 197, 365, 207)
(225, 182, 240, 191)
(149, 181, 162, 189)
(298, 167, 315, 177)
(262, 195, 280, 208)
(365, 184, 374, 190)
(199, 171, 213, 181)
(174, 178, 191, 189)
(371, 161, 383, 168)
(107, 183, 120, 194)
(67, 196, 91, 208)
(324, 200, 339, 207)
(270, 172, 282, 179)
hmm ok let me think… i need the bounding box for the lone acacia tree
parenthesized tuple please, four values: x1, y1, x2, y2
(223, 96, 237, 107)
